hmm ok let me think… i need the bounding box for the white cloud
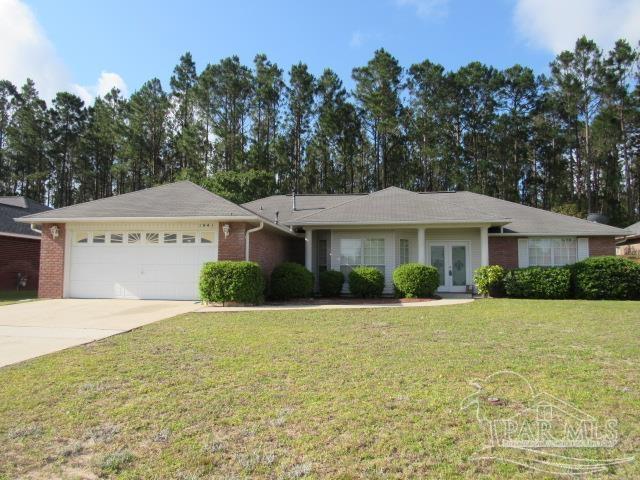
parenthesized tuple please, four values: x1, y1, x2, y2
(396, 0, 449, 19)
(514, 0, 640, 54)
(0, 0, 127, 104)
(72, 71, 129, 104)
(0, 0, 70, 100)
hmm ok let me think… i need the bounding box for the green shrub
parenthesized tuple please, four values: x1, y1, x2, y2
(349, 266, 385, 298)
(504, 266, 571, 299)
(473, 265, 506, 297)
(572, 256, 640, 300)
(199, 261, 264, 305)
(319, 270, 344, 297)
(392, 263, 439, 298)
(270, 262, 314, 300)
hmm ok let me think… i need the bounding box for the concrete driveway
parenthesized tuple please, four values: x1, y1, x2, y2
(0, 299, 200, 368)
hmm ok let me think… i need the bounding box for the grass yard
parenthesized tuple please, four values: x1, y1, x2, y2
(0, 300, 639, 479)
(0, 290, 37, 306)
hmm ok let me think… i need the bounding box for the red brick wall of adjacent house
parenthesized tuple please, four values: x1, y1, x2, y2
(0, 235, 41, 291)
(217, 222, 304, 277)
(38, 223, 65, 299)
(488, 236, 520, 270)
(588, 237, 616, 257)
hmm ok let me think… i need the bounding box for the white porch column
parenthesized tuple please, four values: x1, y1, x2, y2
(305, 228, 313, 271)
(417, 227, 426, 264)
(480, 226, 489, 267)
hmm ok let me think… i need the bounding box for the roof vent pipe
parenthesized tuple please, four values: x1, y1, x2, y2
(292, 191, 297, 211)
(275, 210, 279, 224)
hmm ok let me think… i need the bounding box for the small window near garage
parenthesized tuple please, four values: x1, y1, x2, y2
(164, 233, 177, 244)
(110, 233, 123, 244)
(92, 232, 106, 244)
(200, 231, 214, 244)
(128, 232, 142, 244)
(399, 238, 409, 264)
(146, 232, 159, 244)
(75, 231, 89, 244)
(182, 233, 196, 244)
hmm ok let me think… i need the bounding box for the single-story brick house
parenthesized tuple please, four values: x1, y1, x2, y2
(16, 181, 628, 300)
(616, 221, 640, 256)
(1, 196, 50, 291)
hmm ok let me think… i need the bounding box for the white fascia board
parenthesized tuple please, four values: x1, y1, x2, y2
(489, 232, 623, 237)
(295, 220, 509, 228)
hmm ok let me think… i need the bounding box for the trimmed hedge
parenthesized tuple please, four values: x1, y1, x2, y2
(503, 266, 571, 299)
(572, 256, 640, 300)
(270, 262, 314, 300)
(199, 261, 264, 305)
(473, 265, 506, 297)
(319, 270, 344, 297)
(392, 263, 439, 298)
(349, 266, 385, 298)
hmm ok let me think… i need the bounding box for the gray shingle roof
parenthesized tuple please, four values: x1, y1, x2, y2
(242, 193, 365, 226)
(0, 197, 50, 237)
(244, 187, 629, 236)
(280, 187, 509, 225)
(16, 181, 255, 222)
(626, 221, 640, 235)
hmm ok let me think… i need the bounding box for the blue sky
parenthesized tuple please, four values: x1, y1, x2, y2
(2, 0, 639, 101)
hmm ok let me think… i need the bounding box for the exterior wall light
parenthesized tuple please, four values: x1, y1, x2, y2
(222, 224, 230, 238)
(50, 225, 60, 239)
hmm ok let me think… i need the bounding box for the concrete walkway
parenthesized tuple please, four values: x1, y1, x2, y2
(0, 299, 199, 368)
(195, 297, 474, 312)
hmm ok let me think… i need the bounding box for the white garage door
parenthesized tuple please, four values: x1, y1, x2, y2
(68, 225, 218, 300)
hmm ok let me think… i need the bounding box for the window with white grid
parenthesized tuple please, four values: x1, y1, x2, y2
(399, 238, 409, 264)
(528, 238, 576, 266)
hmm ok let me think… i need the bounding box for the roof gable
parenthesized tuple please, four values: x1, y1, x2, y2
(16, 181, 255, 222)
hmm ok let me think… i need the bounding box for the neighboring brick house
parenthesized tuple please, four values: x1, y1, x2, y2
(0, 197, 50, 291)
(17, 181, 627, 300)
(616, 221, 640, 256)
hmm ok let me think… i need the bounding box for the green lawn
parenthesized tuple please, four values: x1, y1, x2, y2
(0, 300, 638, 479)
(0, 290, 37, 306)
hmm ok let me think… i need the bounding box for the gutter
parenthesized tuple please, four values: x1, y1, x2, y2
(245, 221, 264, 261)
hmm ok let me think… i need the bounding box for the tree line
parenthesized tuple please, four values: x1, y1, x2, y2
(1, 36, 639, 225)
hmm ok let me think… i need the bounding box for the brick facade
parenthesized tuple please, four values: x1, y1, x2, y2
(217, 221, 304, 277)
(0, 235, 41, 291)
(588, 236, 616, 257)
(488, 236, 520, 269)
(38, 223, 66, 299)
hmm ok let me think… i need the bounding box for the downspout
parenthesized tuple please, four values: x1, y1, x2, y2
(245, 221, 264, 261)
(30, 223, 42, 235)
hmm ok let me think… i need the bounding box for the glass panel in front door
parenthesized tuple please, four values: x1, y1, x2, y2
(430, 246, 445, 286)
(451, 245, 466, 286)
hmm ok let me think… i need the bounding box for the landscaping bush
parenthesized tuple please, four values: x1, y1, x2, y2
(392, 263, 439, 298)
(319, 270, 344, 297)
(199, 261, 264, 305)
(349, 266, 385, 298)
(473, 265, 506, 297)
(572, 256, 640, 300)
(503, 266, 571, 299)
(270, 262, 314, 300)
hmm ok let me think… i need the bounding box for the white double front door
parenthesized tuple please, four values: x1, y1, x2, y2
(429, 242, 470, 292)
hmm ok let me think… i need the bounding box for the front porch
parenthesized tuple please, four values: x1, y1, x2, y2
(303, 225, 490, 294)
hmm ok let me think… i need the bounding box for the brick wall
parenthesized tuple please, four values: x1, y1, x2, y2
(217, 222, 304, 277)
(488, 236, 520, 269)
(38, 223, 66, 298)
(588, 236, 616, 256)
(0, 235, 41, 290)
